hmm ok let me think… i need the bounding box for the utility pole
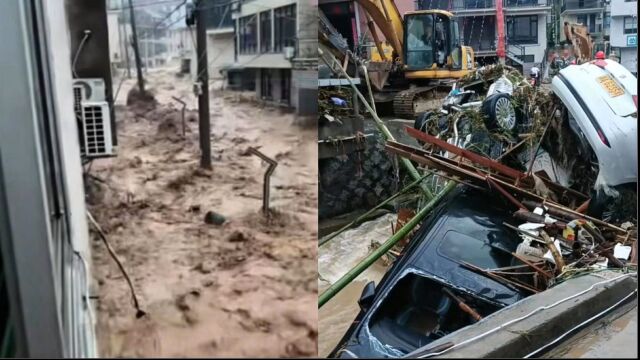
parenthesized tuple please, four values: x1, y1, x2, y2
(196, 0, 212, 169)
(127, 0, 145, 93)
(121, 0, 131, 78)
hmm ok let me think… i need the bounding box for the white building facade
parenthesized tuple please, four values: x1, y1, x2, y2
(609, 0, 637, 75)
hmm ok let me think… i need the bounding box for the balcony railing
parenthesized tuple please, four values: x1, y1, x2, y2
(562, 0, 604, 12)
(451, 0, 495, 10)
(504, 0, 550, 7)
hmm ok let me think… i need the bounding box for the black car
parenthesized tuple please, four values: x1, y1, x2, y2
(329, 187, 529, 358)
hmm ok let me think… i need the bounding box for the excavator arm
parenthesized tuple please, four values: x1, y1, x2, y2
(564, 22, 594, 63)
(354, 0, 405, 63)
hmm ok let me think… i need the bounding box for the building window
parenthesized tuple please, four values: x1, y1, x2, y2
(624, 17, 637, 35)
(260, 11, 272, 53)
(239, 15, 257, 54)
(205, 0, 233, 30)
(274, 4, 296, 52)
(507, 15, 538, 45)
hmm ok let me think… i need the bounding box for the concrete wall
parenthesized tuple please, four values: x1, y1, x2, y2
(610, 0, 637, 16)
(619, 47, 638, 74)
(207, 31, 235, 79)
(292, 68, 318, 116)
(107, 11, 121, 63)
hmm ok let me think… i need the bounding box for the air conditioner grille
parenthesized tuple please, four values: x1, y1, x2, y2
(73, 86, 83, 118)
(82, 105, 107, 155)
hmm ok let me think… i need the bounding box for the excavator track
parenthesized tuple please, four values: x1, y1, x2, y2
(393, 85, 452, 119)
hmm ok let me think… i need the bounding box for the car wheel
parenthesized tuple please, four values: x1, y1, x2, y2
(414, 111, 435, 145)
(481, 93, 517, 132)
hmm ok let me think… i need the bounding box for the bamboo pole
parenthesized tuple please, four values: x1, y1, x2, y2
(319, 174, 429, 247)
(318, 181, 456, 308)
(319, 48, 433, 199)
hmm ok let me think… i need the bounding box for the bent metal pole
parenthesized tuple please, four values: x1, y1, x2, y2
(319, 181, 457, 308)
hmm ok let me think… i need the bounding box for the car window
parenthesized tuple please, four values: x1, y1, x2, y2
(437, 230, 513, 269)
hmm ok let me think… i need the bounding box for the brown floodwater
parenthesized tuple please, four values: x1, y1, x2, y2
(318, 214, 397, 357)
(542, 301, 637, 358)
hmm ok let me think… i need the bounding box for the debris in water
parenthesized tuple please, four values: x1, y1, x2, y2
(204, 211, 226, 225)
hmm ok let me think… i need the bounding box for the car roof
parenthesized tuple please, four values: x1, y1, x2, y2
(398, 188, 525, 305)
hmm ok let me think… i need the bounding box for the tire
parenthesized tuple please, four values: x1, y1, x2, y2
(319, 132, 398, 219)
(481, 93, 517, 132)
(414, 111, 436, 146)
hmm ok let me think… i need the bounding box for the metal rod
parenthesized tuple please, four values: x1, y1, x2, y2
(510, 252, 554, 280)
(87, 211, 146, 318)
(318, 48, 433, 200)
(319, 181, 457, 308)
(319, 173, 430, 247)
(442, 288, 483, 322)
(487, 177, 526, 210)
(248, 147, 278, 215)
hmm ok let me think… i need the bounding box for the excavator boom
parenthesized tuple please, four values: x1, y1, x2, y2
(355, 0, 405, 63)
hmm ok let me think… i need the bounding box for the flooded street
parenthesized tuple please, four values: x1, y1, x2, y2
(318, 214, 396, 356)
(89, 66, 318, 357)
(542, 302, 637, 358)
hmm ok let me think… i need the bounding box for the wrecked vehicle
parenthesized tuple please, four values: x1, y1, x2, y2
(550, 59, 637, 218)
(329, 188, 529, 358)
(413, 61, 637, 222)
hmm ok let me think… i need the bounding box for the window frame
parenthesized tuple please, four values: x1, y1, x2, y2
(274, 4, 297, 53)
(238, 15, 257, 55)
(623, 16, 637, 35)
(507, 15, 539, 45)
(259, 10, 272, 53)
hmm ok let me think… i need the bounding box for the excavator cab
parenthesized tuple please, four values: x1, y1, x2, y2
(404, 11, 463, 72)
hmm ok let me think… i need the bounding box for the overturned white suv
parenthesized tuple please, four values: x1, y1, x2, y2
(552, 59, 637, 217)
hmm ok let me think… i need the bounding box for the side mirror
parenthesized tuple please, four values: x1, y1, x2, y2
(358, 281, 376, 312)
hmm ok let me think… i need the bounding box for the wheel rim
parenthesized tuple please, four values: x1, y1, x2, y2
(495, 97, 516, 131)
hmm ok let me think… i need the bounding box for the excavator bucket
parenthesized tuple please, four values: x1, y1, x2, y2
(365, 61, 392, 91)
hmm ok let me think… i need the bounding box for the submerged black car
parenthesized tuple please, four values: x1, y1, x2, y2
(329, 188, 528, 358)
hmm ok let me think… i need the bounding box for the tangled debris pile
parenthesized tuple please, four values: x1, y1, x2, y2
(386, 63, 637, 294)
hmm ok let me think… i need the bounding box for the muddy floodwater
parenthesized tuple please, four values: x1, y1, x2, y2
(318, 213, 397, 356)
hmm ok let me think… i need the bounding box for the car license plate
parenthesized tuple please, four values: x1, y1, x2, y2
(597, 75, 625, 98)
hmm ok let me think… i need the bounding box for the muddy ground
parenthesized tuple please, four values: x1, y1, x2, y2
(87, 68, 318, 357)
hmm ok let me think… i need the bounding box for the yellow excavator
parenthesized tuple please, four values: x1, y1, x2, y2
(354, 0, 477, 118)
(563, 22, 595, 64)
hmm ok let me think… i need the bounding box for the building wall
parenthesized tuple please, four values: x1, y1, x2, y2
(610, 0, 637, 74)
(619, 47, 637, 74)
(609, 0, 636, 16)
(207, 31, 235, 79)
(107, 11, 121, 63)
(234, 0, 296, 69)
(505, 14, 548, 64)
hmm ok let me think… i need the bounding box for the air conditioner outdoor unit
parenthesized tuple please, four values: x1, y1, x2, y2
(79, 101, 114, 157)
(284, 46, 295, 60)
(73, 78, 106, 103)
(72, 78, 115, 158)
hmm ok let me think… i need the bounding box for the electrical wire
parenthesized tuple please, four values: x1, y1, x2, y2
(410, 272, 638, 358)
(523, 288, 638, 358)
(86, 210, 146, 319)
(72, 31, 91, 78)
